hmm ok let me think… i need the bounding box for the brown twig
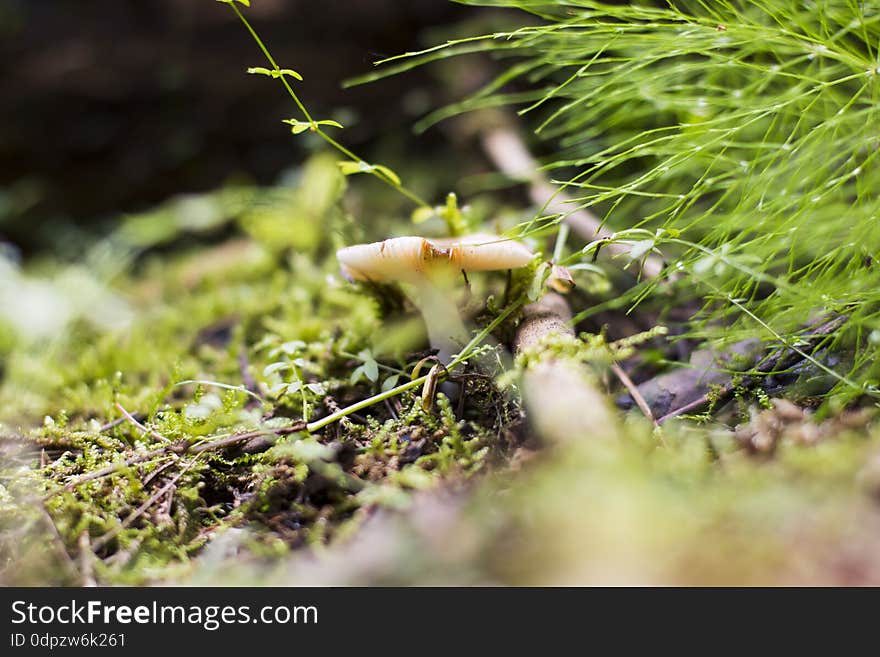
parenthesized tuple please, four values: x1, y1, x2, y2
(611, 362, 657, 426)
(188, 424, 305, 454)
(44, 448, 168, 501)
(141, 457, 177, 487)
(238, 346, 260, 398)
(97, 415, 131, 433)
(480, 126, 665, 279)
(655, 314, 850, 424)
(115, 402, 170, 443)
(514, 293, 623, 443)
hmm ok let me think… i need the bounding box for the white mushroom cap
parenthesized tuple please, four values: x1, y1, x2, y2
(336, 233, 534, 283)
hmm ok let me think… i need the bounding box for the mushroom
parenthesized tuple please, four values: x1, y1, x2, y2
(337, 233, 534, 364)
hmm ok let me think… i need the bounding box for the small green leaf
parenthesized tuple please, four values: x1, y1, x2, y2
(356, 349, 379, 382)
(629, 239, 655, 261)
(381, 374, 401, 392)
(349, 365, 366, 385)
(528, 262, 552, 301)
(284, 119, 343, 135)
(279, 340, 307, 355)
(372, 165, 401, 186)
(567, 263, 605, 274)
(337, 161, 400, 186)
(262, 362, 290, 377)
(217, 0, 250, 6)
(267, 382, 289, 398)
(363, 358, 379, 383)
(248, 66, 302, 80)
(338, 161, 366, 176)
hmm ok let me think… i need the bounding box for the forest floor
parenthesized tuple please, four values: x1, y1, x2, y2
(3, 146, 880, 586)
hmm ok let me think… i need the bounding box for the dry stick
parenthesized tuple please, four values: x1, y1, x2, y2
(655, 314, 850, 424)
(44, 448, 167, 501)
(115, 402, 170, 443)
(480, 126, 665, 279)
(188, 424, 304, 454)
(97, 416, 130, 433)
(141, 458, 177, 487)
(238, 347, 260, 398)
(610, 362, 658, 426)
(515, 293, 624, 443)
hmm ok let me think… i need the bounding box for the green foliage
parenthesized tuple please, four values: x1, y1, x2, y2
(0, 139, 527, 583)
(7, 0, 880, 587)
(386, 0, 880, 404)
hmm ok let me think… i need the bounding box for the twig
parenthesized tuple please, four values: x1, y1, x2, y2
(187, 425, 303, 454)
(141, 457, 177, 487)
(480, 125, 665, 279)
(610, 362, 658, 426)
(44, 448, 168, 500)
(238, 346, 260, 398)
(97, 416, 130, 433)
(655, 314, 850, 424)
(514, 293, 623, 444)
(115, 402, 170, 443)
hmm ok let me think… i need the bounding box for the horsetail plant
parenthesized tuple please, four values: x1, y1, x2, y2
(362, 0, 880, 407)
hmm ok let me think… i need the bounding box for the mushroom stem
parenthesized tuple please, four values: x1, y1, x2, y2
(410, 277, 469, 364)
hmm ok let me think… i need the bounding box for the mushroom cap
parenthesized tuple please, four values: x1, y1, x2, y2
(337, 233, 534, 283)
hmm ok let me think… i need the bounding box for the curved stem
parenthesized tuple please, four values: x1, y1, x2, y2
(306, 301, 522, 433)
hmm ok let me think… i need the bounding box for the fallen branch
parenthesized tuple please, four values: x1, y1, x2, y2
(115, 402, 170, 443)
(480, 126, 665, 279)
(643, 315, 850, 424)
(515, 293, 622, 444)
(610, 362, 657, 427)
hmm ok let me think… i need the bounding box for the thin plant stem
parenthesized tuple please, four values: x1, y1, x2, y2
(227, 2, 431, 209)
(306, 301, 523, 433)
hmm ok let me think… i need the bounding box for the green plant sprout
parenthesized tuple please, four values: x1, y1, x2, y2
(217, 0, 430, 209)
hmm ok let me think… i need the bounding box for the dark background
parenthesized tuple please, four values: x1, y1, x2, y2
(0, 0, 498, 254)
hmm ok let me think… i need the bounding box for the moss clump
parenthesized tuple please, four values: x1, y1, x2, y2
(0, 150, 525, 585)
